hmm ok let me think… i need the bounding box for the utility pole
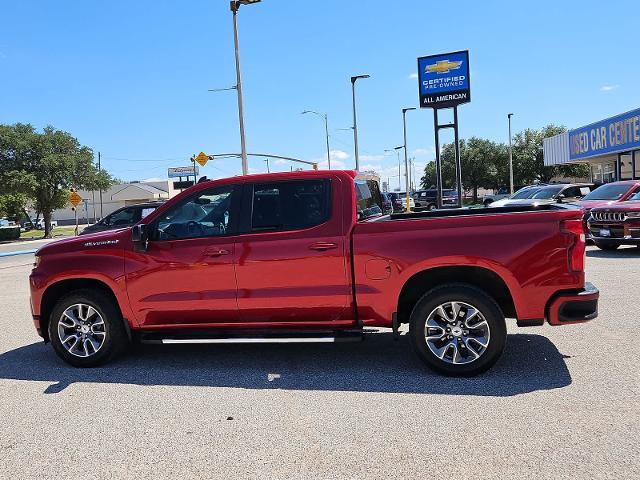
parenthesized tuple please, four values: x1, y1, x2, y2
(230, 0, 260, 175)
(98, 152, 103, 219)
(402, 107, 416, 210)
(264, 158, 270, 173)
(350, 74, 370, 170)
(508, 113, 514, 194)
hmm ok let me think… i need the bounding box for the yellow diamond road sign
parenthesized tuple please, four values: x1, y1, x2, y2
(69, 191, 82, 207)
(195, 151, 210, 167)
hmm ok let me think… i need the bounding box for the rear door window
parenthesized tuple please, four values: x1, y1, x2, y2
(355, 180, 383, 220)
(251, 180, 331, 232)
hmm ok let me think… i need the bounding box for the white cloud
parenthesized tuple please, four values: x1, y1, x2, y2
(142, 177, 164, 182)
(600, 84, 619, 92)
(360, 154, 385, 162)
(413, 147, 435, 157)
(329, 149, 350, 161)
(273, 159, 289, 165)
(408, 73, 419, 80)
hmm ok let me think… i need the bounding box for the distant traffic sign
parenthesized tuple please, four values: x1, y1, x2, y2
(69, 191, 82, 207)
(418, 50, 470, 109)
(168, 166, 198, 178)
(195, 152, 211, 167)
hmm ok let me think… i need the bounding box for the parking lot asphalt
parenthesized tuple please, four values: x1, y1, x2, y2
(1, 247, 639, 479)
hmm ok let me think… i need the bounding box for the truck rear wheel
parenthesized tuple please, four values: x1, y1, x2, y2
(409, 284, 507, 376)
(594, 240, 620, 251)
(48, 289, 128, 367)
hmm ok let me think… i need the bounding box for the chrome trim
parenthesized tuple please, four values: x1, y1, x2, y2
(591, 211, 627, 222)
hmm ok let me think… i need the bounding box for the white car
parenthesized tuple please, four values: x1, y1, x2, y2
(36, 219, 58, 229)
(400, 195, 416, 211)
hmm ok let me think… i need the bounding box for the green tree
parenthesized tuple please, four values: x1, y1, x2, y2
(0, 123, 115, 238)
(0, 192, 30, 223)
(421, 138, 509, 202)
(512, 124, 590, 184)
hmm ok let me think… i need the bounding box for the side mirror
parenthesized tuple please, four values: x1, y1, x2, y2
(557, 194, 566, 203)
(131, 224, 148, 251)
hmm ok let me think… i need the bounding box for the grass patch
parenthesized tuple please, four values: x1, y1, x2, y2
(20, 226, 78, 240)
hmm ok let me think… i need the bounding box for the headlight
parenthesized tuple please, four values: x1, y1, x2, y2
(627, 212, 640, 219)
(33, 256, 41, 269)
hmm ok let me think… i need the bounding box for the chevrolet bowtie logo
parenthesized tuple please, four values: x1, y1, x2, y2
(426, 60, 463, 74)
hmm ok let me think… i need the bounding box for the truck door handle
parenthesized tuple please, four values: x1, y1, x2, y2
(309, 242, 338, 251)
(205, 248, 230, 257)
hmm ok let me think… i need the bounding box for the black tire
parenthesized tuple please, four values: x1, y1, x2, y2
(427, 203, 436, 211)
(483, 200, 493, 207)
(48, 288, 128, 367)
(409, 284, 507, 377)
(594, 240, 620, 251)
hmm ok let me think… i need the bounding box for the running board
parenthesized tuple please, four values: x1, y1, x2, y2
(162, 337, 343, 345)
(138, 329, 367, 345)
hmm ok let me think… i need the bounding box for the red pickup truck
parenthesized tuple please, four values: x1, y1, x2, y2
(29, 170, 598, 376)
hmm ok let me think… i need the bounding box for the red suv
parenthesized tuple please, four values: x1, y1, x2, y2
(588, 191, 640, 250)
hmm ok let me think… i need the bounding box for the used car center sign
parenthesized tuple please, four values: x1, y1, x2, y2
(569, 107, 640, 161)
(418, 50, 471, 109)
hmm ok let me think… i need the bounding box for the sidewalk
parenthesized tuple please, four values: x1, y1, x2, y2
(0, 238, 59, 256)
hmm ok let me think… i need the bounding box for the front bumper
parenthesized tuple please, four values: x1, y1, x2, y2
(588, 220, 640, 244)
(546, 282, 599, 325)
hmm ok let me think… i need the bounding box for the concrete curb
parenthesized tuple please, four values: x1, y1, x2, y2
(0, 249, 38, 257)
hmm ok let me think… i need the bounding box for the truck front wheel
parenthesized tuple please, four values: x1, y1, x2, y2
(48, 289, 128, 367)
(409, 284, 507, 376)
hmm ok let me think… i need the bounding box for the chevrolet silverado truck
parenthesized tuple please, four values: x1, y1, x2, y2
(29, 170, 599, 376)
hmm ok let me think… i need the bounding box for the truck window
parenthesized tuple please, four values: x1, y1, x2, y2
(355, 179, 383, 220)
(251, 179, 330, 232)
(104, 208, 137, 226)
(154, 185, 235, 240)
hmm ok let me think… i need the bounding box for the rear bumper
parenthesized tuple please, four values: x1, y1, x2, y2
(546, 282, 599, 325)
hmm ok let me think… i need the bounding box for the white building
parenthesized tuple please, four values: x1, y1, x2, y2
(49, 181, 171, 225)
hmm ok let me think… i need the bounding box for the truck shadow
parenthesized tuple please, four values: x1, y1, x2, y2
(587, 246, 640, 259)
(0, 333, 571, 396)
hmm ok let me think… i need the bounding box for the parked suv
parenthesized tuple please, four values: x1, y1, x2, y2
(80, 202, 163, 235)
(588, 191, 640, 250)
(413, 189, 457, 210)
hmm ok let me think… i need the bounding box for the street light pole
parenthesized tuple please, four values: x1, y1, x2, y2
(351, 74, 370, 171)
(402, 107, 416, 212)
(302, 110, 331, 169)
(230, 0, 261, 175)
(508, 113, 514, 194)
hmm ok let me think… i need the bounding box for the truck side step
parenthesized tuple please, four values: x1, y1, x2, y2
(138, 329, 366, 345)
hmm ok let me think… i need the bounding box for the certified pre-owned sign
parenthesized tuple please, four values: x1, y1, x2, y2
(418, 50, 470, 109)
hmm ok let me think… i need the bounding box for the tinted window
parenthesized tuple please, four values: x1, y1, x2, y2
(154, 186, 235, 240)
(512, 188, 539, 199)
(531, 186, 564, 199)
(251, 180, 330, 232)
(355, 179, 383, 220)
(583, 183, 632, 201)
(104, 208, 138, 226)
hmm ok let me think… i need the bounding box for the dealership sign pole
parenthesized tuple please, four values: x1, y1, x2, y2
(417, 50, 470, 208)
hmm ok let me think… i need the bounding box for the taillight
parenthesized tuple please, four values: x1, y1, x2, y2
(562, 219, 586, 272)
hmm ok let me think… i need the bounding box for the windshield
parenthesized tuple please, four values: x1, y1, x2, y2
(629, 191, 640, 201)
(511, 188, 540, 199)
(531, 186, 564, 199)
(583, 183, 632, 201)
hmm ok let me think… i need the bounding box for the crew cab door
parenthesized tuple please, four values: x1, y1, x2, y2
(125, 185, 240, 327)
(234, 178, 353, 325)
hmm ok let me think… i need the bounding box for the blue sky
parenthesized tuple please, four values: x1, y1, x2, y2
(1, 0, 639, 189)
